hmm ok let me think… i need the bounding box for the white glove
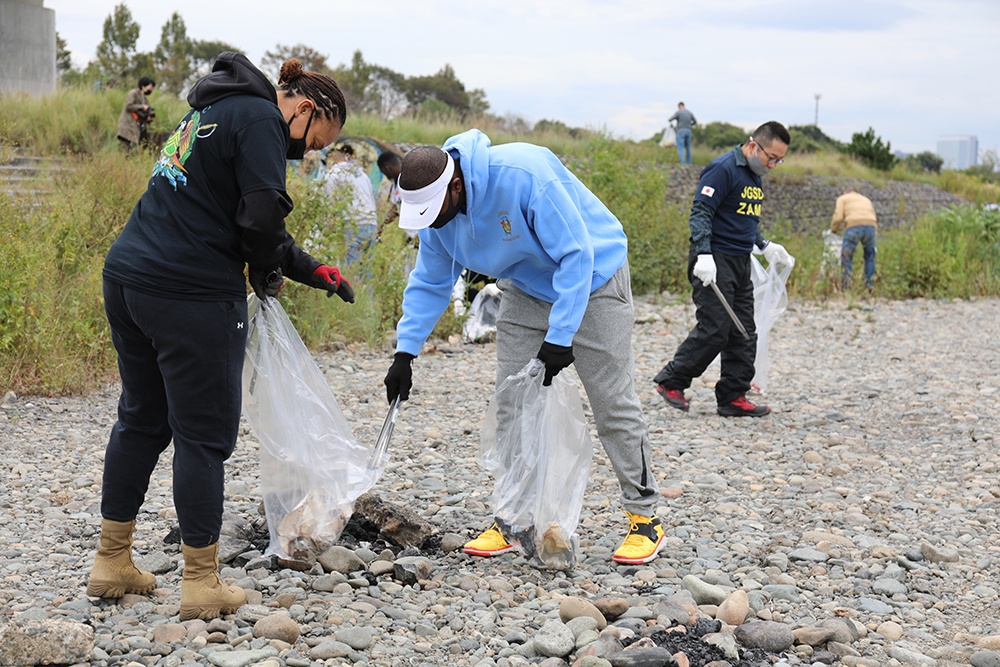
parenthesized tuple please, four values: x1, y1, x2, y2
(692, 254, 717, 286)
(762, 241, 795, 268)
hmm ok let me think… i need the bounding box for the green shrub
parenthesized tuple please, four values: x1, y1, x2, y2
(844, 127, 897, 172)
(691, 122, 747, 150)
(565, 135, 689, 295)
(878, 205, 1000, 297)
(788, 125, 844, 154)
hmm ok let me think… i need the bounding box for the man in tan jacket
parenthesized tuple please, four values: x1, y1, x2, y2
(116, 76, 155, 150)
(831, 187, 877, 289)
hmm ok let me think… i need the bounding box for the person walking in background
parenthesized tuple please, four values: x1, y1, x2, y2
(88, 53, 354, 620)
(383, 130, 666, 565)
(117, 76, 155, 151)
(668, 101, 697, 164)
(654, 121, 794, 417)
(831, 187, 878, 289)
(322, 146, 378, 265)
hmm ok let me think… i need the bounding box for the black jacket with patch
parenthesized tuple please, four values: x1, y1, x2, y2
(104, 52, 320, 300)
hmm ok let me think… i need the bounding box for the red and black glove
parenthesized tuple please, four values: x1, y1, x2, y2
(310, 265, 355, 303)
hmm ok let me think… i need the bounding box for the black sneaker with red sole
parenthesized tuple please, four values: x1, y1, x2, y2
(656, 384, 689, 411)
(718, 395, 770, 417)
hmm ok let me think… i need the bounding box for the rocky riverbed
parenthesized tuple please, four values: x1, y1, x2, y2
(1, 294, 999, 667)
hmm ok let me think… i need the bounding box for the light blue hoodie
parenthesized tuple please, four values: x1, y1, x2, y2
(395, 129, 628, 356)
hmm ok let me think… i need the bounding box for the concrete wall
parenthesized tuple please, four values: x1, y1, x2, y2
(0, 0, 56, 96)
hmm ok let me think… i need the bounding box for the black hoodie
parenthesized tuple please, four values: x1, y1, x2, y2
(104, 52, 320, 300)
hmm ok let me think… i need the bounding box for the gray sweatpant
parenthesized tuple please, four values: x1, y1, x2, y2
(494, 262, 659, 516)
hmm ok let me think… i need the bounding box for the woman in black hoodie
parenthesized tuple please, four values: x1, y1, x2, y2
(88, 54, 351, 620)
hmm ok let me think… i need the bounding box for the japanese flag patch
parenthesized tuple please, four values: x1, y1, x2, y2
(701, 186, 715, 197)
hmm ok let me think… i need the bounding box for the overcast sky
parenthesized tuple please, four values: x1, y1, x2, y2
(46, 0, 1000, 157)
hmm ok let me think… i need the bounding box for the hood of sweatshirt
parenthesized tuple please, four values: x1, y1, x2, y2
(186, 52, 277, 109)
(442, 129, 493, 219)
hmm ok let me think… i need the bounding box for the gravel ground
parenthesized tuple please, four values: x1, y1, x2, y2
(1, 294, 999, 667)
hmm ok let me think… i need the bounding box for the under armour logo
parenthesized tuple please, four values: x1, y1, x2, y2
(237, 322, 244, 329)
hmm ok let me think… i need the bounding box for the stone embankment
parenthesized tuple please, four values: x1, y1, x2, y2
(663, 164, 970, 234)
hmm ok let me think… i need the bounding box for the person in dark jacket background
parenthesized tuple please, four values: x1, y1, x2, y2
(117, 75, 155, 150)
(87, 53, 354, 620)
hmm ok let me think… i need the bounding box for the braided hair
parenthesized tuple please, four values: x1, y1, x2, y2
(277, 59, 347, 126)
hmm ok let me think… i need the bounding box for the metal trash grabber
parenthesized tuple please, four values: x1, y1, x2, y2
(708, 281, 750, 341)
(368, 396, 400, 469)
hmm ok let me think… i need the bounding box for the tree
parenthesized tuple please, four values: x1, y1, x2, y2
(788, 124, 844, 153)
(261, 44, 330, 80)
(845, 127, 897, 171)
(328, 51, 409, 118)
(154, 12, 192, 95)
(964, 148, 1000, 184)
(406, 64, 472, 117)
(366, 64, 409, 118)
(55, 32, 73, 74)
(188, 40, 242, 82)
(903, 151, 943, 174)
(414, 97, 455, 121)
(467, 88, 490, 117)
(534, 119, 588, 139)
(692, 122, 747, 150)
(330, 50, 376, 115)
(94, 3, 140, 84)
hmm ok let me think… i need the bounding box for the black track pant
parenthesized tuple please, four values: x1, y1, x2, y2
(654, 251, 757, 406)
(100, 280, 247, 547)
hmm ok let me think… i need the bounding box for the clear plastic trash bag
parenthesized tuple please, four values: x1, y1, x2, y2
(751, 254, 793, 394)
(479, 359, 593, 570)
(822, 229, 842, 277)
(463, 282, 501, 343)
(659, 126, 676, 148)
(242, 295, 386, 563)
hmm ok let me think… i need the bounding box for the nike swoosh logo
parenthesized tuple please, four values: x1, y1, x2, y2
(419, 207, 428, 215)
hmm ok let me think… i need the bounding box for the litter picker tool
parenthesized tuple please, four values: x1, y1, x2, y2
(708, 281, 750, 340)
(369, 396, 400, 469)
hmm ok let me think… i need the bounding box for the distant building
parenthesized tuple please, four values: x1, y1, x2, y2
(0, 0, 56, 96)
(936, 135, 979, 170)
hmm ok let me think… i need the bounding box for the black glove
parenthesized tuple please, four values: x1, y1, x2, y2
(537, 342, 574, 387)
(384, 352, 415, 403)
(309, 265, 355, 303)
(248, 266, 284, 301)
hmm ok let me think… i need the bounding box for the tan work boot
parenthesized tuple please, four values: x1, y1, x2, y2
(86, 518, 157, 598)
(179, 542, 247, 620)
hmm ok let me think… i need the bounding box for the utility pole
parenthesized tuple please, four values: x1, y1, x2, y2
(814, 93, 821, 126)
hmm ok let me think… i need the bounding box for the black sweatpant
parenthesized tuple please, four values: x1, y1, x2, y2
(654, 251, 757, 406)
(101, 280, 247, 547)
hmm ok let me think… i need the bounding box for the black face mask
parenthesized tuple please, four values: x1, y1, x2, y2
(285, 110, 314, 161)
(430, 184, 461, 229)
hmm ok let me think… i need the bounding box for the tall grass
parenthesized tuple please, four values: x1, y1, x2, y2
(0, 151, 149, 394)
(0, 87, 189, 154)
(2, 85, 1000, 395)
(775, 204, 1000, 300)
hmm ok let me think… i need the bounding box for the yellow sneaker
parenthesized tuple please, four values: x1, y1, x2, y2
(463, 522, 515, 557)
(612, 511, 665, 565)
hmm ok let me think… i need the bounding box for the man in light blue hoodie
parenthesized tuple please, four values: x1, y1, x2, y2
(382, 129, 665, 565)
